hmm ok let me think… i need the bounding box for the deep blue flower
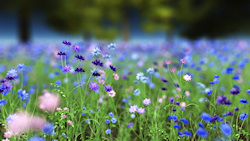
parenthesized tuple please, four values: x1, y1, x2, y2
(178, 131, 183, 136)
(105, 128, 111, 134)
(92, 72, 101, 77)
(210, 116, 219, 123)
(168, 115, 178, 120)
(183, 130, 192, 136)
(17, 64, 26, 71)
(111, 117, 117, 123)
(239, 113, 249, 121)
(75, 55, 85, 61)
(173, 124, 181, 129)
(207, 90, 212, 95)
(230, 88, 240, 95)
(17, 89, 28, 101)
(216, 95, 231, 105)
(235, 107, 239, 111)
(226, 111, 233, 116)
(175, 101, 180, 105)
(62, 40, 71, 45)
(247, 89, 250, 94)
(201, 112, 212, 123)
(226, 67, 234, 74)
(58, 52, 66, 56)
(214, 75, 219, 78)
(220, 123, 232, 136)
(196, 128, 208, 138)
(161, 87, 167, 91)
(213, 78, 219, 84)
(122, 98, 128, 103)
(110, 65, 116, 72)
(0, 99, 7, 107)
(42, 123, 54, 134)
(198, 122, 204, 128)
(75, 68, 85, 73)
(240, 99, 248, 105)
(180, 118, 189, 124)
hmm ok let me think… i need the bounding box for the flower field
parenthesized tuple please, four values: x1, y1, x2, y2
(0, 39, 250, 141)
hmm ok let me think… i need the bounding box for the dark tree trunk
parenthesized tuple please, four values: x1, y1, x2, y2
(122, 7, 130, 41)
(18, 7, 30, 43)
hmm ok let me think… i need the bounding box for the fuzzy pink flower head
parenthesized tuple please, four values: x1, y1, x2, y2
(143, 98, 151, 106)
(113, 73, 119, 80)
(170, 68, 176, 72)
(183, 74, 192, 81)
(61, 115, 67, 118)
(165, 60, 172, 65)
(137, 107, 145, 114)
(99, 70, 105, 75)
(185, 91, 190, 97)
(56, 107, 62, 111)
(2, 139, 10, 141)
(180, 102, 186, 108)
(108, 90, 116, 97)
(39, 93, 60, 112)
(4, 131, 13, 138)
(129, 105, 138, 113)
(63, 107, 69, 111)
(176, 94, 180, 98)
(180, 59, 187, 64)
(98, 80, 105, 84)
(158, 98, 163, 103)
(162, 95, 167, 99)
(67, 120, 73, 125)
(7, 112, 46, 136)
(176, 88, 181, 92)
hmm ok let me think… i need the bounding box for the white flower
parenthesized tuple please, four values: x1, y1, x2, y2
(183, 74, 192, 81)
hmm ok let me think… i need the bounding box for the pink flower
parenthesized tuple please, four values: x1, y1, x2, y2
(99, 70, 105, 74)
(185, 91, 190, 97)
(180, 59, 187, 64)
(98, 80, 105, 84)
(158, 98, 163, 103)
(108, 90, 116, 97)
(56, 107, 62, 111)
(176, 94, 180, 98)
(165, 60, 172, 64)
(39, 92, 60, 112)
(170, 68, 176, 72)
(63, 107, 69, 111)
(61, 115, 67, 118)
(180, 102, 186, 107)
(2, 139, 10, 141)
(176, 88, 181, 92)
(67, 120, 73, 125)
(113, 73, 119, 80)
(129, 105, 138, 113)
(183, 74, 192, 81)
(30, 116, 47, 130)
(137, 107, 145, 114)
(143, 98, 151, 106)
(4, 131, 13, 138)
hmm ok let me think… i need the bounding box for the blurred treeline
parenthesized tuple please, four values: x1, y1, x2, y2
(1, 0, 250, 42)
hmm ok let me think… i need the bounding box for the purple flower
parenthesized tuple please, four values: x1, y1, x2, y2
(109, 65, 116, 72)
(72, 44, 80, 52)
(75, 55, 85, 61)
(230, 88, 240, 95)
(58, 52, 66, 56)
(62, 40, 71, 46)
(62, 65, 71, 73)
(226, 111, 233, 116)
(104, 85, 113, 92)
(169, 97, 175, 103)
(216, 95, 231, 105)
(234, 107, 239, 111)
(89, 82, 99, 91)
(160, 77, 168, 83)
(129, 105, 138, 113)
(137, 107, 145, 114)
(127, 122, 134, 128)
(142, 98, 151, 106)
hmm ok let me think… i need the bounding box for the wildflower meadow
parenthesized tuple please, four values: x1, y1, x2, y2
(0, 40, 250, 141)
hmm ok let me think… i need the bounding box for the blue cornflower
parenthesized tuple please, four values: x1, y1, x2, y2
(108, 112, 114, 117)
(180, 118, 189, 124)
(196, 128, 208, 138)
(108, 43, 116, 50)
(0, 99, 7, 107)
(92, 47, 101, 56)
(111, 117, 117, 123)
(214, 75, 219, 78)
(7, 68, 18, 77)
(42, 123, 54, 134)
(17, 64, 26, 71)
(247, 89, 250, 94)
(173, 124, 181, 129)
(85, 119, 90, 124)
(178, 131, 183, 136)
(103, 54, 111, 60)
(207, 90, 212, 95)
(183, 130, 192, 136)
(28, 136, 46, 141)
(220, 123, 232, 136)
(198, 122, 204, 128)
(105, 119, 110, 124)
(105, 128, 111, 134)
(226, 67, 234, 74)
(239, 113, 249, 121)
(168, 115, 178, 120)
(213, 78, 219, 84)
(133, 89, 140, 96)
(240, 99, 248, 105)
(140, 76, 149, 83)
(17, 89, 28, 100)
(201, 112, 212, 123)
(147, 68, 154, 75)
(81, 113, 86, 116)
(122, 98, 128, 103)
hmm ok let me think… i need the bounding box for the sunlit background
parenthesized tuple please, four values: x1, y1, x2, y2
(1, 0, 250, 44)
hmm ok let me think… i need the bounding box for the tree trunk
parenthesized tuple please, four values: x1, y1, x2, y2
(122, 8, 130, 41)
(18, 7, 30, 43)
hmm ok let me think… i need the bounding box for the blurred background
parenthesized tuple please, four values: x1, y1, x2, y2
(1, 0, 250, 44)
